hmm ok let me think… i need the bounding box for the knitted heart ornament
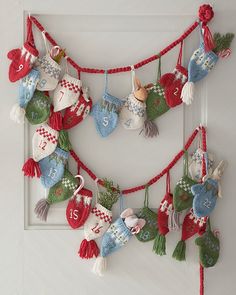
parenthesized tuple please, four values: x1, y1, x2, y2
(36, 54, 61, 91)
(66, 187, 93, 229)
(63, 88, 92, 129)
(10, 69, 40, 124)
(25, 90, 51, 125)
(136, 187, 158, 242)
(39, 147, 69, 188)
(34, 169, 78, 221)
(79, 203, 112, 259)
(53, 73, 82, 112)
(172, 209, 207, 261)
(192, 178, 218, 218)
(195, 221, 220, 268)
(22, 124, 58, 178)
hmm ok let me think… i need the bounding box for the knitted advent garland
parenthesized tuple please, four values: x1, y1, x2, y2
(8, 4, 234, 295)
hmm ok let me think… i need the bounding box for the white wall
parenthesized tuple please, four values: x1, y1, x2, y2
(0, 1, 236, 294)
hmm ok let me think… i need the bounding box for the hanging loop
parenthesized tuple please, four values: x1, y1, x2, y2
(166, 171, 171, 194)
(144, 184, 149, 207)
(177, 41, 183, 65)
(156, 54, 161, 81)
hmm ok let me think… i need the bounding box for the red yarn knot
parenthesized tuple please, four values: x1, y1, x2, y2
(198, 4, 214, 24)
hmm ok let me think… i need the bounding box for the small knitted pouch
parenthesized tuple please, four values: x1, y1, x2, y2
(172, 209, 208, 261)
(153, 172, 180, 255)
(7, 17, 39, 82)
(192, 178, 218, 218)
(34, 169, 79, 221)
(22, 123, 59, 178)
(144, 57, 170, 137)
(79, 203, 112, 259)
(63, 87, 93, 129)
(10, 69, 40, 124)
(160, 42, 188, 108)
(181, 24, 219, 105)
(91, 71, 123, 137)
(53, 73, 82, 112)
(173, 152, 197, 212)
(39, 147, 69, 188)
(25, 90, 51, 125)
(195, 219, 220, 268)
(36, 33, 62, 91)
(136, 186, 158, 242)
(189, 147, 214, 182)
(120, 66, 146, 130)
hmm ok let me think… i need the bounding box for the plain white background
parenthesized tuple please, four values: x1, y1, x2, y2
(0, 0, 236, 294)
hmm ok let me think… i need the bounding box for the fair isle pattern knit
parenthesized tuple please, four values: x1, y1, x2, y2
(36, 54, 61, 79)
(124, 93, 146, 117)
(59, 79, 81, 94)
(62, 177, 78, 191)
(189, 209, 208, 227)
(177, 177, 192, 194)
(91, 206, 112, 224)
(147, 83, 165, 97)
(36, 126, 58, 144)
(160, 200, 174, 216)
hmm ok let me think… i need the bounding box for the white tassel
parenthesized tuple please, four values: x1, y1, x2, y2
(181, 82, 195, 105)
(10, 103, 25, 124)
(92, 256, 107, 276)
(168, 211, 181, 232)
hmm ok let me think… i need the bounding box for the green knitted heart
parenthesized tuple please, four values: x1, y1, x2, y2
(47, 169, 78, 204)
(195, 227, 220, 268)
(146, 82, 170, 121)
(25, 90, 50, 124)
(173, 175, 197, 212)
(136, 206, 158, 242)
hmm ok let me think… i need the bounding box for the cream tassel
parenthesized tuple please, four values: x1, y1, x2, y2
(92, 256, 107, 276)
(10, 103, 25, 124)
(181, 82, 195, 105)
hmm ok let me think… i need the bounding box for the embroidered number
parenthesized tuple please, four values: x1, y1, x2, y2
(48, 168, 57, 180)
(102, 117, 109, 127)
(39, 140, 47, 150)
(16, 64, 24, 72)
(69, 209, 79, 220)
(124, 119, 132, 128)
(59, 90, 65, 102)
(91, 223, 103, 234)
(174, 87, 179, 96)
(38, 79, 47, 89)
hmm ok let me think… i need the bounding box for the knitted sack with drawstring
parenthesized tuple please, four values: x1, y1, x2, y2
(10, 69, 40, 124)
(195, 220, 220, 268)
(66, 187, 93, 229)
(188, 148, 214, 182)
(63, 88, 92, 129)
(53, 73, 82, 112)
(79, 203, 112, 259)
(25, 90, 51, 125)
(34, 169, 78, 221)
(136, 187, 158, 242)
(172, 209, 207, 261)
(120, 93, 146, 130)
(36, 54, 61, 91)
(39, 147, 69, 188)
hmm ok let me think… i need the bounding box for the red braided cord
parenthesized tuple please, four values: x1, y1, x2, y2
(30, 15, 199, 74)
(70, 126, 201, 194)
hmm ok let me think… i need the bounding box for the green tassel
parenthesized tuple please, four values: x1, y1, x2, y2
(172, 240, 186, 261)
(153, 233, 166, 256)
(58, 130, 72, 152)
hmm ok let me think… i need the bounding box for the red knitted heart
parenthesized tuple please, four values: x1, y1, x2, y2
(63, 93, 92, 130)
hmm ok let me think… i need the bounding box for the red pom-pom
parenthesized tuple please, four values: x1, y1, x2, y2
(78, 239, 100, 259)
(49, 107, 63, 131)
(198, 4, 214, 24)
(22, 158, 41, 178)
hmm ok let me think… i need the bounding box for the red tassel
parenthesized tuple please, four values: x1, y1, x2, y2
(78, 239, 100, 259)
(202, 25, 215, 52)
(22, 158, 41, 178)
(49, 107, 63, 131)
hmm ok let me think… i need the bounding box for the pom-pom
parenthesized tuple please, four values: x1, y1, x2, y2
(22, 158, 41, 178)
(198, 4, 214, 24)
(34, 198, 50, 221)
(143, 119, 159, 138)
(78, 239, 100, 259)
(10, 103, 25, 124)
(172, 240, 186, 261)
(153, 233, 166, 256)
(49, 107, 63, 131)
(181, 82, 195, 105)
(93, 256, 107, 276)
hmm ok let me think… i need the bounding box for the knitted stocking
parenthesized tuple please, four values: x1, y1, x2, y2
(53, 73, 82, 112)
(63, 87, 92, 129)
(79, 203, 112, 259)
(34, 169, 78, 221)
(25, 90, 51, 125)
(22, 124, 59, 178)
(10, 69, 40, 124)
(172, 209, 207, 261)
(39, 147, 69, 188)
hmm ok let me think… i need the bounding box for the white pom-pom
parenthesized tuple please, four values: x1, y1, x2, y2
(92, 256, 107, 276)
(181, 82, 195, 105)
(10, 104, 25, 124)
